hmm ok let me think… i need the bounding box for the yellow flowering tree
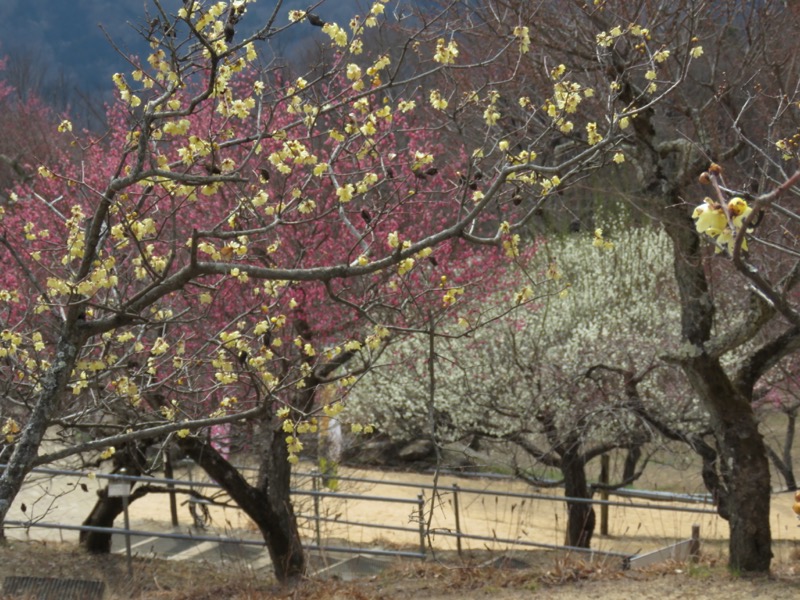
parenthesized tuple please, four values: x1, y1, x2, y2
(0, 0, 610, 580)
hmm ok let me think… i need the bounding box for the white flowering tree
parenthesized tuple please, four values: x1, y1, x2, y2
(348, 223, 707, 547)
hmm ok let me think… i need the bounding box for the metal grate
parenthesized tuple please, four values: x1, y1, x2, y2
(3, 576, 105, 600)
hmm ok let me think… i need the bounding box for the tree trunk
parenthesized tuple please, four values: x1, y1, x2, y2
(561, 450, 595, 548)
(81, 489, 125, 553)
(661, 187, 773, 572)
(622, 446, 641, 483)
(684, 354, 772, 572)
(0, 333, 82, 529)
(80, 442, 149, 552)
(254, 416, 306, 581)
(80, 485, 151, 553)
(178, 433, 305, 584)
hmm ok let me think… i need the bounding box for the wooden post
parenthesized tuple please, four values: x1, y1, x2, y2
(599, 454, 610, 536)
(452, 484, 463, 559)
(690, 524, 700, 562)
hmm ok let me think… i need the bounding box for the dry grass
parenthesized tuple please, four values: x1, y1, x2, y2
(2, 540, 800, 599)
(0, 539, 277, 599)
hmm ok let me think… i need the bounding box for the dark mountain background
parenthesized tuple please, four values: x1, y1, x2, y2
(0, 0, 414, 125)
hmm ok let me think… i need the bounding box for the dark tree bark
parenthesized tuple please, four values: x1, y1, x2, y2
(661, 194, 773, 572)
(0, 329, 85, 533)
(528, 413, 597, 549)
(80, 440, 150, 552)
(255, 416, 306, 579)
(738, 334, 800, 492)
(561, 448, 595, 548)
(591, 10, 774, 567)
(80, 486, 151, 553)
(682, 355, 772, 572)
(177, 432, 305, 584)
(622, 446, 641, 484)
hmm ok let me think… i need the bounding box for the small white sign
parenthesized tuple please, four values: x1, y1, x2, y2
(108, 482, 131, 497)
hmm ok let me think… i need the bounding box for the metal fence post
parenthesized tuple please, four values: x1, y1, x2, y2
(600, 454, 609, 536)
(164, 448, 179, 527)
(452, 483, 463, 559)
(312, 471, 322, 548)
(418, 492, 426, 559)
(108, 469, 133, 577)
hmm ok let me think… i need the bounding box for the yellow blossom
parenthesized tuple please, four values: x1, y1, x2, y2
(433, 38, 459, 64)
(484, 106, 501, 126)
(398, 99, 416, 113)
(2, 418, 20, 443)
(322, 22, 348, 46)
(653, 49, 670, 63)
(728, 197, 753, 225)
(429, 90, 448, 111)
(586, 122, 603, 146)
(692, 198, 726, 235)
(398, 258, 415, 275)
(692, 196, 753, 254)
(150, 337, 169, 356)
(324, 403, 345, 418)
(346, 63, 362, 80)
(336, 184, 355, 203)
(513, 26, 531, 53)
(593, 228, 614, 250)
(344, 339, 362, 351)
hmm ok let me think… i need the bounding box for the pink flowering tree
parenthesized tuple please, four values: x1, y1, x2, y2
(0, 55, 70, 199)
(0, 0, 620, 581)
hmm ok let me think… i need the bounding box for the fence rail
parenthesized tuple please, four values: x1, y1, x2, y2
(2, 462, 714, 566)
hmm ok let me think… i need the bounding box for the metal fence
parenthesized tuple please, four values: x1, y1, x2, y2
(1, 461, 723, 568)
